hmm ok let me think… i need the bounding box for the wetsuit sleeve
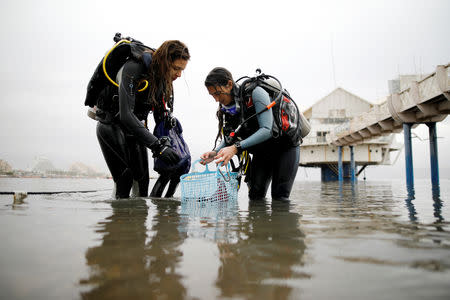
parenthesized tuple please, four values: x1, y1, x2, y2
(240, 86, 273, 149)
(214, 140, 226, 152)
(118, 60, 158, 148)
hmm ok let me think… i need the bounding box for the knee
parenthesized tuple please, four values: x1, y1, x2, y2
(114, 168, 134, 198)
(248, 185, 267, 200)
(271, 183, 292, 201)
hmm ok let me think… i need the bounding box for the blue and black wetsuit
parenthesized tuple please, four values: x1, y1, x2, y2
(218, 86, 300, 201)
(96, 57, 157, 198)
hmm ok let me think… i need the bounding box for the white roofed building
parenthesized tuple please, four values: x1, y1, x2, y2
(300, 88, 401, 181)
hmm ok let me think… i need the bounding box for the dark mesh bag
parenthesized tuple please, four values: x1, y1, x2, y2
(153, 117, 191, 175)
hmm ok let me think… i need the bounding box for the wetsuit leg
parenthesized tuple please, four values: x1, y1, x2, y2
(247, 152, 273, 200)
(150, 174, 171, 197)
(271, 145, 300, 201)
(127, 137, 149, 197)
(165, 175, 181, 198)
(96, 122, 133, 198)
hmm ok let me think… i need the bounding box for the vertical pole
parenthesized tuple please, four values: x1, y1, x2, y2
(350, 145, 356, 183)
(403, 123, 414, 189)
(427, 122, 440, 188)
(338, 146, 343, 182)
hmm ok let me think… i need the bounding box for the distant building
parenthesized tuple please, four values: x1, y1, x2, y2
(69, 162, 102, 177)
(31, 156, 56, 173)
(0, 159, 12, 173)
(300, 88, 400, 181)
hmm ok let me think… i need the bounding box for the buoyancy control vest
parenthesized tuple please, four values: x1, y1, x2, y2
(222, 95, 258, 146)
(229, 69, 311, 147)
(84, 33, 155, 122)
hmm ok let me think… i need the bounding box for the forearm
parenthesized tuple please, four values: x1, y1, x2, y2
(214, 139, 226, 152)
(240, 127, 272, 149)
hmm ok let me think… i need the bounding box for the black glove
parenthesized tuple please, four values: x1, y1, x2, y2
(151, 137, 181, 165)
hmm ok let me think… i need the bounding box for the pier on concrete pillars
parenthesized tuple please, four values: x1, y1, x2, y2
(326, 64, 449, 190)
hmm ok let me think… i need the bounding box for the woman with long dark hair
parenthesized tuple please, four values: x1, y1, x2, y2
(89, 38, 190, 198)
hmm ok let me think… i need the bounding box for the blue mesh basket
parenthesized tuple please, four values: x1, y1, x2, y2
(180, 159, 239, 204)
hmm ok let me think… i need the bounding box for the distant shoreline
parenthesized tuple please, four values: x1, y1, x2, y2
(0, 174, 112, 179)
(0, 175, 162, 180)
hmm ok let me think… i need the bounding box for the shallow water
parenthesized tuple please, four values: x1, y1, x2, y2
(0, 178, 449, 300)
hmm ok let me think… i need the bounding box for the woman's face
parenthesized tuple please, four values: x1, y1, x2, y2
(170, 59, 188, 81)
(207, 80, 233, 106)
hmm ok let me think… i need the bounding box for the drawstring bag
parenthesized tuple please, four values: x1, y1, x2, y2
(180, 159, 239, 204)
(153, 117, 191, 175)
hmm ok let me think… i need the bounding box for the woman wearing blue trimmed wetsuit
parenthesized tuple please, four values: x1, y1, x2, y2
(92, 40, 190, 198)
(200, 67, 300, 201)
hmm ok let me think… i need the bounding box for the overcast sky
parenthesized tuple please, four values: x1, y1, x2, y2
(0, 0, 449, 179)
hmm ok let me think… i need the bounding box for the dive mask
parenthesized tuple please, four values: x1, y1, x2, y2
(220, 104, 239, 115)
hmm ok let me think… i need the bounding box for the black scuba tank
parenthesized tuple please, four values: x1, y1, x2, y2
(84, 33, 155, 110)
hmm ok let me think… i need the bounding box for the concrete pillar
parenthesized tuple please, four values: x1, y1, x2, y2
(427, 122, 440, 189)
(403, 123, 414, 189)
(350, 145, 356, 183)
(338, 146, 343, 182)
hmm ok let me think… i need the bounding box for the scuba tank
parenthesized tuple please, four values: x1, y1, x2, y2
(230, 69, 311, 146)
(84, 33, 155, 120)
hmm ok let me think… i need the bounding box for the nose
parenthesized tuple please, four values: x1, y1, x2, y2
(213, 95, 220, 102)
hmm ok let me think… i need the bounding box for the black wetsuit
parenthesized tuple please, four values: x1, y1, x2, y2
(96, 59, 157, 198)
(246, 140, 300, 201)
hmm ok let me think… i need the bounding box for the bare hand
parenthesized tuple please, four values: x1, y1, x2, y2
(200, 151, 217, 165)
(214, 145, 238, 166)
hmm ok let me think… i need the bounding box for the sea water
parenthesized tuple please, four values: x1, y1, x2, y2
(0, 177, 449, 300)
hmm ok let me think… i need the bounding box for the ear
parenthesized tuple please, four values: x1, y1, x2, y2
(226, 80, 233, 89)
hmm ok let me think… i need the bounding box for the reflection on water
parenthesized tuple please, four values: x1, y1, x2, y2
(79, 196, 306, 300)
(405, 185, 418, 222)
(1, 178, 450, 299)
(404, 184, 444, 225)
(432, 186, 444, 224)
(308, 181, 448, 237)
(80, 199, 188, 300)
(214, 200, 306, 299)
(75, 181, 450, 299)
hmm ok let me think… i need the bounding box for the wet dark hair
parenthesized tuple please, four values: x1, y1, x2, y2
(149, 40, 190, 107)
(204, 67, 234, 87)
(204, 67, 237, 150)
